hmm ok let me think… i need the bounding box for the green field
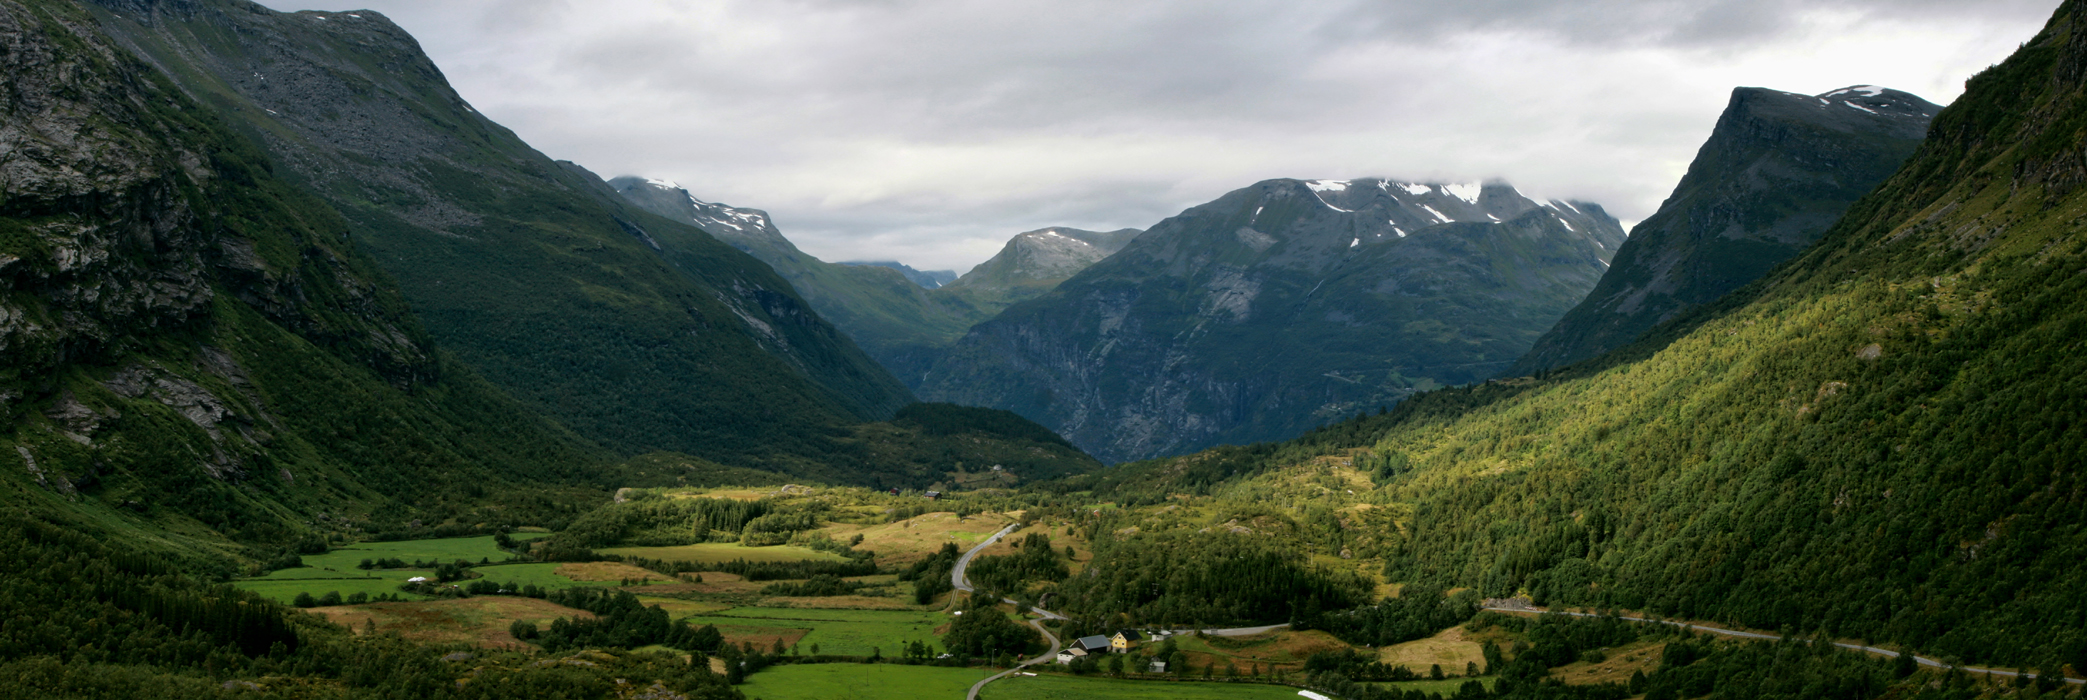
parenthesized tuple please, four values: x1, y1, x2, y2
(980, 673, 1304, 699)
(1367, 677, 1497, 695)
(234, 536, 567, 604)
(682, 608, 949, 656)
(233, 577, 432, 604)
(600, 542, 847, 564)
(739, 664, 989, 700)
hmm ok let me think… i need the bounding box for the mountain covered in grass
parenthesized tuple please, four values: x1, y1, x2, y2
(920, 178, 1626, 462)
(1509, 84, 1939, 375)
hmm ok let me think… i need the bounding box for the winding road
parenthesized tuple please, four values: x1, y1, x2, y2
(1485, 606, 2084, 686)
(953, 523, 1292, 699)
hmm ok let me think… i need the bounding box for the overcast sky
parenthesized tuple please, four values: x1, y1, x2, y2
(258, 0, 2057, 274)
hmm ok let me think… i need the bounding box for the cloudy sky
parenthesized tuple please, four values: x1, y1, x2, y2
(258, 0, 2057, 274)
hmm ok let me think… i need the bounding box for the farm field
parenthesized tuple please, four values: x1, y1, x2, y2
(236, 537, 592, 604)
(980, 673, 1303, 699)
(600, 542, 847, 564)
(815, 511, 1015, 566)
(314, 596, 593, 648)
(1171, 629, 1348, 673)
(738, 663, 988, 700)
(1366, 677, 1498, 695)
(235, 576, 431, 604)
(680, 607, 949, 656)
(1376, 626, 1486, 672)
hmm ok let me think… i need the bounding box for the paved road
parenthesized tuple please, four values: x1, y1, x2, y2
(1487, 607, 2084, 686)
(954, 522, 1292, 698)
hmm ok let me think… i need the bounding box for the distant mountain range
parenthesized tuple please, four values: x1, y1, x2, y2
(919, 178, 1625, 462)
(838, 261, 958, 289)
(610, 177, 1141, 382)
(1509, 85, 1939, 375)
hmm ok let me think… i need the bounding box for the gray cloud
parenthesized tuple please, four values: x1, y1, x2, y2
(256, 0, 2053, 272)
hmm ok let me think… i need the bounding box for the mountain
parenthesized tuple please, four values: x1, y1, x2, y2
(0, 0, 625, 562)
(838, 260, 957, 289)
(937, 226, 1142, 311)
(1508, 85, 1939, 375)
(1072, 2, 2087, 670)
(919, 178, 1626, 462)
(609, 177, 991, 372)
(92, 1, 921, 473)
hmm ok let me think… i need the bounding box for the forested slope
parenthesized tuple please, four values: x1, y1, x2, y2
(1323, 2, 2087, 670)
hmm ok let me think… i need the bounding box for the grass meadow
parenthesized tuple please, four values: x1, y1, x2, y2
(599, 542, 847, 564)
(979, 673, 1305, 699)
(738, 664, 988, 700)
(681, 607, 949, 656)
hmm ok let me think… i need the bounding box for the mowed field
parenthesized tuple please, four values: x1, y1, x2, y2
(979, 673, 1304, 699)
(314, 596, 593, 648)
(1376, 625, 1487, 673)
(680, 607, 950, 656)
(1172, 629, 1349, 674)
(599, 542, 847, 564)
(236, 537, 601, 604)
(738, 664, 989, 700)
(816, 512, 1015, 566)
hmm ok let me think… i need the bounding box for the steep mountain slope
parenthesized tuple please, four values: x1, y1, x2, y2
(838, 260, 956, 289)
(0, 0, 615, 564)
(936, 226, 1142, 312)
(921, 179, 1626, 462)
(1091, 2, 2087, 670)
(1509, 85, 1938, 374)
(91, 1, 917, 471)
(610, 177, 990, 372)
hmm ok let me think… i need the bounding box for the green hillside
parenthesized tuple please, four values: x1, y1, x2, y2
(1067, 1, 2087, 671)
(97, 0, 916, 473)
(0, 0, 612, 566)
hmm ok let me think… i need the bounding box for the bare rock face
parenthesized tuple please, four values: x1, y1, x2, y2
(0, 1, 214, 377)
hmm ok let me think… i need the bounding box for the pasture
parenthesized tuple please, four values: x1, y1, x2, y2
(979, 673, 1303, 699)
(680, 607, 949, 656)
(738, 663, 988, 700)
(314, 596, 592, 648)
(236, 536, 597, 604)
(599, 542, 847, 564)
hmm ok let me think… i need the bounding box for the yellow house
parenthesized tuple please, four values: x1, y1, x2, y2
(1110, 630, 1143, 653)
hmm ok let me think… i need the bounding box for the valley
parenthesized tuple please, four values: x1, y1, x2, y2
(0, 0, 2082, 698)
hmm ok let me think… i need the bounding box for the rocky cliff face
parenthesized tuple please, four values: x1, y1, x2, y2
(90, 0, 917, 467)
(1508, 85, 1938, 375)
(919, 178, 1624, 462)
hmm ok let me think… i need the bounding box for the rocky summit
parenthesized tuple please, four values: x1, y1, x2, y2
(919, 177, 1625, 463)
(1509, 85, 1939, 375)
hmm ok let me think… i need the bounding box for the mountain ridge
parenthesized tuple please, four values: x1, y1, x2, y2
(920, 177, 1625, 462)
(1509, 84, 1939, 375)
